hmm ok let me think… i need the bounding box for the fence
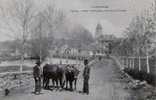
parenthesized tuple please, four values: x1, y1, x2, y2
(118, 56, 156, 75)
(52, 54, 91, 61)
(0, 71, 33, 96)
(116, 56, 156, 85)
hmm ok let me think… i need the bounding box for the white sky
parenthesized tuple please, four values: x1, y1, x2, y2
(55, 0, 154, 36)
(0, 0, 154, 41)
(55, 0, 154, 37)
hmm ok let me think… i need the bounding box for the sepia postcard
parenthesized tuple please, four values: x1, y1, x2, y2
(0, 0, 156, 100)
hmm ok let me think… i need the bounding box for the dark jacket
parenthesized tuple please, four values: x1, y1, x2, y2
(83, 65, 90, 80)
(33, 65, 41, 78)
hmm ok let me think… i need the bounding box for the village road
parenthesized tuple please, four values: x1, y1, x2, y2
(1, 58, 136, 100)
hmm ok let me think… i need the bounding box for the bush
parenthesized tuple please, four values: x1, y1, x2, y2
(124, 68, 156, 85)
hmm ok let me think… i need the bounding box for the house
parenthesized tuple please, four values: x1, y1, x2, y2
(89, 23, 116, 57)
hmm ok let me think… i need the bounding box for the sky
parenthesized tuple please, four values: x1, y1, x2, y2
(52, 0, 153, 36)
(53, 0, 154, 37)
(0, 0, 154, 41)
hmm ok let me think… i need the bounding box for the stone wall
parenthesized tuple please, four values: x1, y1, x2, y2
(0, 71, 33, 96)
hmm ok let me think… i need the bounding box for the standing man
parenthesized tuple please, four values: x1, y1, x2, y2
(83, 59, 90, 95)
(33, 60, 42, 95)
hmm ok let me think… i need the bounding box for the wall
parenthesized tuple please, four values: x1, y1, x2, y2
(0, 71, 33, 96)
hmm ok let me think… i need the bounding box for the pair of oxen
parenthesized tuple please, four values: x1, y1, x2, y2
(43, 64, 80, 91)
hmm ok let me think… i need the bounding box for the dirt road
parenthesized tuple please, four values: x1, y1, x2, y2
(1, 58, 135, 100)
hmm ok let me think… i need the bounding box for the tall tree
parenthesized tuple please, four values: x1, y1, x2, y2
(30, 5, 66, 61)
(0, 0, 37, 71)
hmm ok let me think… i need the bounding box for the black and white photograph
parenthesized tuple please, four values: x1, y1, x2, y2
(0, 0, 156, 100)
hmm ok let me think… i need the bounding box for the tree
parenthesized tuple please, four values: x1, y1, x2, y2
(68, 25, 94, 49)
(30, 5, 66, 61)
(42, 5, 66, 39)
(30, 12, 51, 62)
(0, 0, 37, 72)
(123, 11, 156, 57)
(116, 1, 156, 73)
